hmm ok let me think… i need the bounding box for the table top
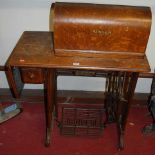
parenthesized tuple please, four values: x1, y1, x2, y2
(6, 31, 150, 72)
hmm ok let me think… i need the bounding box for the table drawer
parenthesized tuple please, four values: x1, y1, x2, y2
(20, 68, 44, 84)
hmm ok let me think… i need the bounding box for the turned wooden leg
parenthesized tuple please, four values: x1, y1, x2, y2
(44, 69, 56, 147)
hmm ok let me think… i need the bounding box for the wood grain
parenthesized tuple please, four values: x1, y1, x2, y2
(6, 31, 151, 73)
(53, 3, 152, 59)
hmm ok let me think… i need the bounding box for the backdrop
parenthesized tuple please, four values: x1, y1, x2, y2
(0, 0, 154, 93)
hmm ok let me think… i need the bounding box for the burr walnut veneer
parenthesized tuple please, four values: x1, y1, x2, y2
(53, 3, 151, 59)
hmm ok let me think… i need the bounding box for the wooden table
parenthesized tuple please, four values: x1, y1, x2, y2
(5, 31, 150, 149)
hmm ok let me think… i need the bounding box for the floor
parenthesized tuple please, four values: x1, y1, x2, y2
(0, 101, 155, 155)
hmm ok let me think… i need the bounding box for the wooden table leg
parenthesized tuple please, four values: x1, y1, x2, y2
(54, 73, 58, 118)
(105, 72, 139, 150)
(116, 72, 139, 150)
(44, 69, 56, 147)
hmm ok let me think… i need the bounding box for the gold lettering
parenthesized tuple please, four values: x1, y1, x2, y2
(92, 29, 111, 36)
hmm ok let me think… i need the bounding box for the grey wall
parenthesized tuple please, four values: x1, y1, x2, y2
(0, 0, 154, 92)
